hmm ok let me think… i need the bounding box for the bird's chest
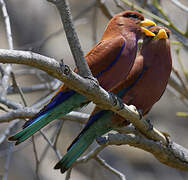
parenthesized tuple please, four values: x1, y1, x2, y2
(124, 61, 170, 113)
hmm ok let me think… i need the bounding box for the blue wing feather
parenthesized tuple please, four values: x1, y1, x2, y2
(23, 90, 76, 128)
(95, 41, 126, 78)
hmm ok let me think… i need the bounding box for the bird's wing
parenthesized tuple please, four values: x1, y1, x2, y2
(85, 36, 127, 78)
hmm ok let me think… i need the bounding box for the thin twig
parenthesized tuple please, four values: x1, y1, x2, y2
(48, 0, 94, 78)
(3, 142, 14, 180)
(12, 74, 41, 179)
(0, 120, 19, 144)
(32, 136, 41, 180)
(152, 0, 185, 36)
(39, 122, 60, 162)
(0, 0, 13, 49)
(76, 145, 107, 163)
(0, 108, 89, 124)
(168, 77, 188, 100)
(172, 67, 188, 95)
(92, 3, 98, 46)
(53, 120, 65, 149)
(95, 156, 127, 180)
(171, 0, 188, 12)
(39, 130, 62, 160)
(0, 0, 13, 97)
(0, 1, 14, 179)
(119, 0, 188, 46)
(176, 48, 188, 83)
(7, 80, 59, 94)
(18, 1, 95, 52)
(97, 0, 114, 19)
(65, 168, 72, 180)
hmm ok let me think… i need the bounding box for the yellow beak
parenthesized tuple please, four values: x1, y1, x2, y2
(156, 29, 168, 39)
(141, 27, 156, 37)
(140, 19, 156, 27)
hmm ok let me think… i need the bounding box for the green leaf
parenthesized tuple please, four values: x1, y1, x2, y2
(176, 112, 188, 117)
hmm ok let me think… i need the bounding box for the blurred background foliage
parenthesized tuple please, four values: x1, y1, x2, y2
(0, 0, 188, 179)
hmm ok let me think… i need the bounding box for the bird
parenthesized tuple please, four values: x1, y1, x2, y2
(54, 26, 172, 173)
(8, 11, 156, 145)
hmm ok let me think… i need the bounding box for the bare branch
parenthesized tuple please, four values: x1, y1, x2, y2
(48, 0, 93, 78)
(65, 168, 72, 180)
(95, 156, 127, 180)
(0, 96, 22, 109)
(119, 0, 188, 46)
(98, 133, 188, 171)
(7, 80, 59, 94)
(0, 0, 13, 49)
(0, 0, 13, 98)
(171, 0, 188, 12)
(32, 136, 41, 180)
(0, 120, 19, 144)
(39, 130, 62, 160)
(0, 108, 89, 124)
(0, 49, 167, 144)
(76, 145, 107, 163)
(97, 0, 114, 19)
(168, 77, 188, 100)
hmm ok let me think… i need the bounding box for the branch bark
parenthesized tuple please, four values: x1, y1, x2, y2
(48, 0, 93, 78)
(98, 133, 188, 171)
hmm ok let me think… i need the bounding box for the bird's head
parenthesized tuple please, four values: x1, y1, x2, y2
(150, 26, 170, 39)
(141, 26, 171, 61)
(144, 26, 170, 40)
(112, 11, 156, 38)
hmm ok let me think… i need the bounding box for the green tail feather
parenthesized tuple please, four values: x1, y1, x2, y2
(8, 93, 87, 145)
(54, 110, 113, 173)
(55, 133, 95, 173)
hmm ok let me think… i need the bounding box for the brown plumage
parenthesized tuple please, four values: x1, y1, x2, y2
(110, 26, 172, 123)
(9, 11, 156, 145)
(54, 26, 172, 174)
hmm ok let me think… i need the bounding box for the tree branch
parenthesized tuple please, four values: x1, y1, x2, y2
(98, 133, 188, 171)
(0, 108, 89, 124)
(0, 49, 167, 144)
(95, 156, 127, 180)
(47, 0, 93, 78)
(171, 0, 188, 13)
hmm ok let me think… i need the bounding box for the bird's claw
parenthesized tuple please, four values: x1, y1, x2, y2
(160, 131, 171, 145)
(59, 60, 70, 75)
(138, 109, 143, 120)
(84, 75, 99, 86)
(146, 118, 153, 131)
(96, 136, 107, 145)
(109, 92, 124, 110)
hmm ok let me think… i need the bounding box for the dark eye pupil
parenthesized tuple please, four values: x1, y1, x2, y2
(123, 13, 138, 19)
(130, 14, 138, 18)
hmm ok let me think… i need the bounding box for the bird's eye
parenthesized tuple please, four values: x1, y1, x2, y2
(130, 14, 139, 18)
(123, 13, 139, 19)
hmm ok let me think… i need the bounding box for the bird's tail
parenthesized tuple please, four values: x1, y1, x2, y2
(54, 110, 113, 173)
(8, 90, 86, 145)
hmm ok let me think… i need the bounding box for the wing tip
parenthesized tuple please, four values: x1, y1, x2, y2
(54, 161, 68, 174)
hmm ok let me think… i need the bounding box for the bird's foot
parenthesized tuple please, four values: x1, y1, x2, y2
(96, 136, 107, 145)
(138, 109, 143, 120)
(59, 59, 70, 75)
(145, 118, 153, 131)
(109, 92, 124, 110)
(160, 131, 171, 145)
(84, 75, 99, 86)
